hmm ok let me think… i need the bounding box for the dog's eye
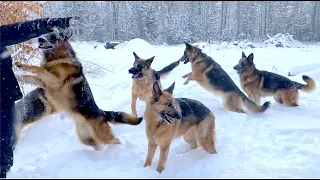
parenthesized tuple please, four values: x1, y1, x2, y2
(167, 102, 173, 107)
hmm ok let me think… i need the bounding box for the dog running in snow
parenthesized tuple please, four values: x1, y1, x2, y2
(179, 42, 270, 114)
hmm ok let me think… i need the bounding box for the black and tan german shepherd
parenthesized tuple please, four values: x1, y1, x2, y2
(128, 52, 180, 117)
(14, 30, 143, 150)
(179, 42, 270, 114)
(144, 81, 217, 173)
(233, 52, 316, 106)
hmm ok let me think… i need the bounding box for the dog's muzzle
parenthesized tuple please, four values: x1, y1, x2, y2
(160, 111, 182, 124)
(233, 65, 239, 70)
(38, 37, 53, 49)
(128, 67, 143, 78)
(179, 54, 189, 64)
(233, 65, 245, 75)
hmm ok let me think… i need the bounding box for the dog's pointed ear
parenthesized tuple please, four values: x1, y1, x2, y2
(133, 52, 140, 60)
(146, 56, 155, 67)
(184, 42, 193, 50)
(247, 53, 254, 63)
(242, 51, 246, 58)
(164, 82, 175, 95)
(152, 81, 162, 102)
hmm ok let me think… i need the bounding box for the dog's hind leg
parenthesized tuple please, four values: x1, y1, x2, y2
(274, 90, 283, 104)
(282, 89, 299, 107)
(75, 120, 103, 150)
(90, 118, 122, 145)
(223, 93, 246, 113)
(183, 127, 198, 150)
(196, 114, 217, 154)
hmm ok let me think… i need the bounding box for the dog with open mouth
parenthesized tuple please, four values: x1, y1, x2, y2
(15, 30, 143, 151)
(128, 52, 180, 117)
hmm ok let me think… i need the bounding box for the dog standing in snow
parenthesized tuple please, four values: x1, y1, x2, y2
(234, 52, 316, 106)
(143, 81, 217, 173)
(129, 52, 180, 117)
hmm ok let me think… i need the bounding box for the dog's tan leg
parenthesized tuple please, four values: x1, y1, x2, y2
(91, 120, 122, 145)
(183, 127, 198, 149)
(223, 94, 246, 113)
(252, 94, 261, 105)
(18, 75, 46, 89)
(131, 93, 138, 117)
(144, 140, 157, 167)
(15, 63, 61, 89)
(182, 72, 192, 79)
(183, 74, 196, 85)
(12, 122, 24, 149)
(156, 144, 170, 173)
(196, 115, 217, 154)
(75, 120, 103, 150)
(274, 91, 283, 104)
(282, 89, 299, 107)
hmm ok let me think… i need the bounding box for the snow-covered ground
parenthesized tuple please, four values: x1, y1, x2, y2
(8, 39, 320, 178)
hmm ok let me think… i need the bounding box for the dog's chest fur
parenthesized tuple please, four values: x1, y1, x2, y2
(132, 78, 161, 101)
(43, 59, 84, 112)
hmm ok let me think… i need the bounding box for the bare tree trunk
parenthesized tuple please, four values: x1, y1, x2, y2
(236, 1, 241, 38)
(220, 1, 227, 36)
(311, 1, 317, 41)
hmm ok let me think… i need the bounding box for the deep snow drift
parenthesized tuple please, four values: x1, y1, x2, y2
(8, 39, 320, 178)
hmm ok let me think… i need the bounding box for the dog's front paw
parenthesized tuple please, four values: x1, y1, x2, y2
(144, 161, 151, 167)
(182, 74, 188, 79)
(156, 165, 165, 173)
(112, 138, 122, 145)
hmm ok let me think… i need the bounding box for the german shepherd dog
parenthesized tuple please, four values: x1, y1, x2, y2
(143, 81, 217, 173)
(233, 52, 316, 106)
(128, 52, 180, 117)
(12, 88, 54, 149)
(14, 30, 143, 150)
(179, 42, 270, 114)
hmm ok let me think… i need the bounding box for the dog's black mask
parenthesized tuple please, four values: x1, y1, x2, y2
(179, 52, 189, 64)
(159, 111, 181, 124)
(128, 66, 143, 79)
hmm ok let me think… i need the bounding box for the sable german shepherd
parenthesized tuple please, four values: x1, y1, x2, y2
(179, 42, 270, 114)
(14, 30, 143, 150)
(233, 52, 316, 106)
(144, 81, 217, 173)
(128, 52, 180, 117)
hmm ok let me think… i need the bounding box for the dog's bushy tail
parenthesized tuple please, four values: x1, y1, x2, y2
(156, 60, 180, 78)
(240, 93, 271, 113)
(295, 75, 316, 93)
(104, 111, 143, 125)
